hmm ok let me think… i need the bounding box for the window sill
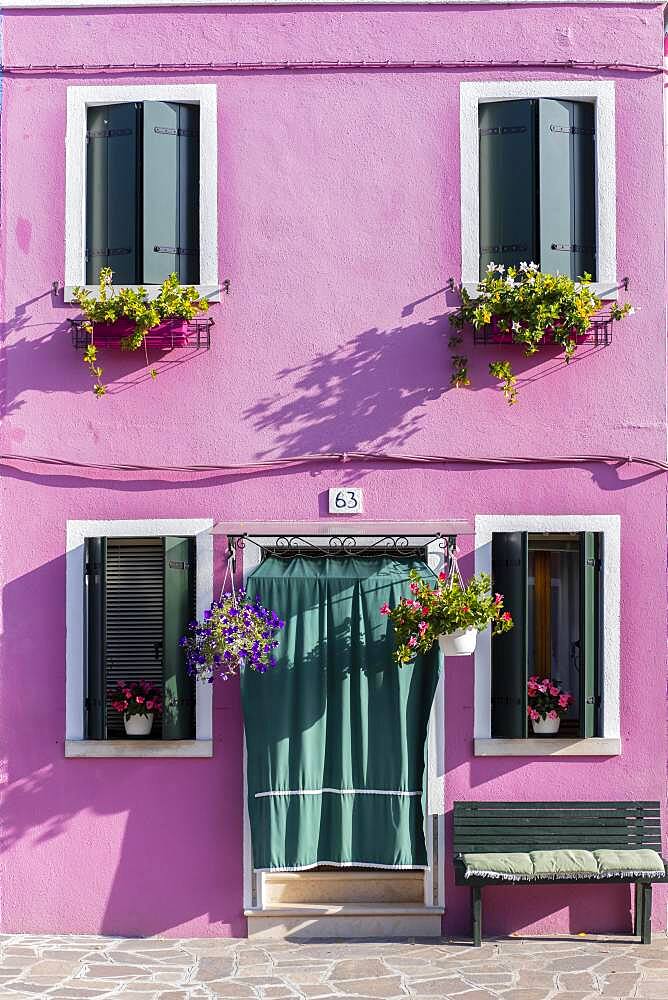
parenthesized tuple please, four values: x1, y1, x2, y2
(461, 280, 619, 301)
(474, 737, 621, 757)
(63, 284, 222, 303)
(64, 739, 213, 758)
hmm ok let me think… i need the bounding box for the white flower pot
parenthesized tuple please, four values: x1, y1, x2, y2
(124, 712, 154, 737)
(438, 627, 477, 657)
(531, 715, 561, 735)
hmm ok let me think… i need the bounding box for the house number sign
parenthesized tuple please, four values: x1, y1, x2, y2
(328, 488, 364, 514)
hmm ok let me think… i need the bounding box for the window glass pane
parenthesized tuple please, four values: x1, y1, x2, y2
(528, 534, 580, 734)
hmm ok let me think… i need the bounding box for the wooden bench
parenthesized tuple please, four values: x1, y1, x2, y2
(453, 801, 667, 946)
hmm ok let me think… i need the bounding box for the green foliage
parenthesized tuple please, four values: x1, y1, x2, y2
(449, 263, 633, 404)
(73, 268, 209, 396)
(383, 568, 514, 666)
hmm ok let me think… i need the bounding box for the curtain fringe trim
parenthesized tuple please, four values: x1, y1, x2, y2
(255, 862, 430, 872)
(255, 788, 422, 799)
(464, 869, 665, 881)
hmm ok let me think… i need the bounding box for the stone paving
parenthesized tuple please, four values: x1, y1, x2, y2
(0, 934, 666, 1000)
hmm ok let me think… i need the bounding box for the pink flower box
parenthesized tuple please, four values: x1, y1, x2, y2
(90, 317, 192, 350)
(486, 316, 589, 346)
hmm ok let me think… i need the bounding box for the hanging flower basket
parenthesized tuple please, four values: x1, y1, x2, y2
(381, 563, 513, 665)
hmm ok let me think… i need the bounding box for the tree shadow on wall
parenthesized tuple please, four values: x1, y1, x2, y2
(244, 314, 451, 456)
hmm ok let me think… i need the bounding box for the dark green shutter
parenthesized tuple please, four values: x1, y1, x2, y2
(538, 99, 596, 279)
(142, 103, 200, 285)
(491, 532, 528, 738)
(85, 537, 106, 739)
(579, 531, 602, 738)
(479, 100, 537, 277)
(162, 536, 196, 739)
(85, 104, 139, 284)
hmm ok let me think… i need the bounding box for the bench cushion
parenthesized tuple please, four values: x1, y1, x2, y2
(530, 849, 599, 878)
(462, 852, 534, 880)
(593, 849, 665, 878)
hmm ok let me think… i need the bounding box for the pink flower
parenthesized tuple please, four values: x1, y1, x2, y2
(527, 681, 538, 697)
(136, 696, 145, 704)
(418, 621, 428, 636)
(501, 612, 512, 623)
(421, 606, 430, 616)
(380, 603, 390, 615)
(528, 707, 540, 721)
(549, 685, 560, 697)
(124, 689, 132, 699)
(409, 582, 419, 594)
(547, 710, 558, 720)
(146, 700, 154, 710)
(558, 694, 569, 709)
(438, 571, 447, 582)
(494, 593, 503, 606)
(408, 636, 418, 648)
(537, 681, 548, 693)
(461, 605, 470, 614)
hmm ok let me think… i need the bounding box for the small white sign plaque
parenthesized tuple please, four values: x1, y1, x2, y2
(329, 488, 364, 514)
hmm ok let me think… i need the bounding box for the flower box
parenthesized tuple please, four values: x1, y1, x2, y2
(91, 317, 192, 350)
(473, 315, 612, 348)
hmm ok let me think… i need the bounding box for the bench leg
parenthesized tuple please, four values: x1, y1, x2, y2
(472, 886, 482, 947)
(634, 882, 643, 936)
(640, 883, 652, 944)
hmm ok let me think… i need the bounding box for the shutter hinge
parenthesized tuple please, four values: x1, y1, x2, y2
(551, 243, 596, 254)
(549, 124, 595, 136)
(480, 125, 527, 136)
(482, 244, 528, 254)
(154, 126, 198, 138)
(585, 695, 602, 705)
(153, 246, 196, 256)
(168, 560, 190, 570)
(586, 557, 602, 570)
(86, 128, 133, 141)
(86, 247, 132, 262)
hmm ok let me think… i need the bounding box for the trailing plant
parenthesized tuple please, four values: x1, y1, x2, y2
(527, 675, 574, 723)
(73, 268, 209, 396)
(449, 263, 633, 404)
(110, 679, 163, 718)
(180, 589, 285, 682)
(381, 569, 513, 666)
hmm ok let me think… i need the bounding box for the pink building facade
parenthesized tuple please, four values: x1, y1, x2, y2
(0, 0, 667, 940)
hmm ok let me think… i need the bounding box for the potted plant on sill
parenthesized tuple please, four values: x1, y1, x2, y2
(73, 268, 209, 397)
(381, 568, 513, 665)
(527, 676, 574, 735)
(180, 588, 285, 683)
(448, 263, 633, 404)
(111, 679, 164, 737)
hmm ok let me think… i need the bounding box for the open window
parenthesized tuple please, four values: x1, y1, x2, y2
(84, 536, 196, 740)
(491, 531, 602, 738)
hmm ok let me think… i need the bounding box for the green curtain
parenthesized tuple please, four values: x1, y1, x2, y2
(241, 556, 439, 871)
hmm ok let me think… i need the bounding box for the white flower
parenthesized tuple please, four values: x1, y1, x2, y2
(628, 307, 636, 315)
(505, 276, 516, 288)
(512, 321, 521, 332)
(527, 276, 536, 285)
(486, 262, 497, 273)
(519, 261, 529, 272)
(528, 261, 539, 271)
(497, 264, 506, 274)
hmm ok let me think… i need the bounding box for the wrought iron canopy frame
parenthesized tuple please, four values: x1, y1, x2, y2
(225, 531, 460, 566)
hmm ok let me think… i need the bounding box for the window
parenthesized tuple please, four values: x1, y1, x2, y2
(491, 531, 602, 739)
(84, 535, 196, 740)
(460, 82, 616, 297)
(479, 99, 596, 281)
(65, 85, 218, 300)
(85, 102, 200, 286)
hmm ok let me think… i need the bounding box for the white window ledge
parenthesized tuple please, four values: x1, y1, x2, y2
(64, 284, 222, 304)
(65, 739, 213, 758)
(462, 281, 619, 301)
(474, 738, 621, 757)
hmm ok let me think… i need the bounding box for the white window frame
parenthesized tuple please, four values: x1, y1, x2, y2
(65, 518, 214, 758)
(460, 81, 617, 298)
(473, 514, 621, 757)
(64, 84, 220, 302)
(239, 530, 446, 915)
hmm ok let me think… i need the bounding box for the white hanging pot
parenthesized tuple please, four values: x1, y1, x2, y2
(124, 712, 154, 737)
(438, 627, 477, 657)
(531, 715, 561, 735)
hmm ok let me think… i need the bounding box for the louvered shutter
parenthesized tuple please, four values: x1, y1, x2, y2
(163, 537, 196, 740)
(85, 537, 106, 739)
(104, 540, 165, 737)
(142, 102, 200, 285)
(491, 532, 528, 738)
(479, 100, 537, 277)
(579, 532, 602, 737)
(85, 104, 139, 284)
(538, 99, 596, 279)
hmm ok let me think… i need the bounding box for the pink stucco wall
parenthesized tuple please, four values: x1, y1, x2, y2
(0, 4, 666, 938)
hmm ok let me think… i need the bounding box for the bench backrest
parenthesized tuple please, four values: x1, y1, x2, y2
(453, 801, 662, 856)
